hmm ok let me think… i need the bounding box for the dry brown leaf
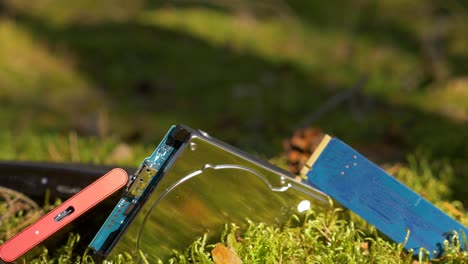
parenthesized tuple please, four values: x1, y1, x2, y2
(212, 243, 242, 264)
(442, 201, 464, 217)
(283, 127, 324, 174)
(360, 242, 369, 250)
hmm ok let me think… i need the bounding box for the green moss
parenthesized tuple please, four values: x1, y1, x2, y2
(2, 157, 467, 263)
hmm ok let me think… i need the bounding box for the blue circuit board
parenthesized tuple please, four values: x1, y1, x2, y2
(89, 126, 176, 253)
(304, 138, 468, 257)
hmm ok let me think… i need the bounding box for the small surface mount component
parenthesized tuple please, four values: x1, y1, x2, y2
(127, 166, 158, 198)
(89, 127, 177, 255)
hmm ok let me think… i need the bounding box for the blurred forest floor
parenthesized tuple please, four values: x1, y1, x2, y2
(1, 0, 468, 262)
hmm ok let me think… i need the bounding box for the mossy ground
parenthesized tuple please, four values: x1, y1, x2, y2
(1, 152, 467, 263)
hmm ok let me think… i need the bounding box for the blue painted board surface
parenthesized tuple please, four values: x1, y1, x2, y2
(305, 138, 467, 256)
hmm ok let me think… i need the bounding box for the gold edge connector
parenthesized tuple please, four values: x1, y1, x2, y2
(299, 134, 332, 178)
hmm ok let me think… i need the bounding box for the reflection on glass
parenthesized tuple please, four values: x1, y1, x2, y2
(297, 200, 311, 213)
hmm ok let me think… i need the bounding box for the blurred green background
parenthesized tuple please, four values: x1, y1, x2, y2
(0, 0, 467, 201)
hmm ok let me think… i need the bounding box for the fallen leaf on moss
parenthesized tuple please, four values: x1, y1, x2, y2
(211, 243, 242, 264)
